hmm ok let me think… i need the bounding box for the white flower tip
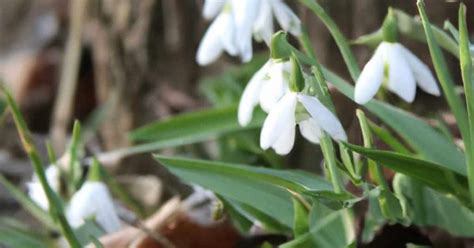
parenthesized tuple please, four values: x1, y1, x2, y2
(237, 111, 251, 127)
(259, 136, 271, 150)
(354, 89, 371, 105)
(334, 131, 348, 142)
(424, 83, 441, 96)
(196, 50, 214, 66)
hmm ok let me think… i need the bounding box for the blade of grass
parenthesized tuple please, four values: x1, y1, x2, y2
(1, 85, 81, 248)
(458, 3, 474, 204)
(417, 0, 469, 151)
(0, 174, 56, 229)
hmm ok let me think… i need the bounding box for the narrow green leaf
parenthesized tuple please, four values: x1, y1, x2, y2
(458, 3, 474, 204)
(0, 174, 56, 229)
(129, 105, 264, 142)
(220, 198, 254, 233)
(280, 204, 349, 248)
(344, 143, 469, 205)
(1, 85, 81, 247)
(155, 155, 333, 229)
(417, 0, 469, 152)
(292, 196, 310, 237)
(394, 174, 474, 237)
(73, 219, 105, 247)
(0, 218, 51, 248)
(367, 120, 411, 155)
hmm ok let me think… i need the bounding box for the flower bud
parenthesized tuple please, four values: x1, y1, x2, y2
(290, 54, 304, 92)
(270, 31, 291, 60)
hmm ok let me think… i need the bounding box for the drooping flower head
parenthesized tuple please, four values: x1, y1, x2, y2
(239, 47, 347, 154)
(66, 161, 121, 233)
(354, 8, 440, 104)
(197, 0, 302, 65)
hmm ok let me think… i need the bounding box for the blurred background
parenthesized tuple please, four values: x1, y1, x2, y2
(0, 0, 472, 247)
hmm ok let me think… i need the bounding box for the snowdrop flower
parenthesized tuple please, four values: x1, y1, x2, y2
(260, 91, 347, 155)
(253, 0, 302, 43)
(27, 165, 60, 210)
(66, 163, 121, 233)
(354, 42, 441, 104)
(238, 59, 291, 126)
(197, 3, 239, 65)
(197, 0, 301, 65)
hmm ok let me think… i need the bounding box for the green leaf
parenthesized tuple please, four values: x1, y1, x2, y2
(361, 186, 386, 243)
(458, 3, 474, 203)
(238, 201, 290, 233)
(0, 218, 52, 248)
(280, 203, 350, 248)
(367, 120, 411, 155)
(394, 174, 474, 237)
(130, 105, 264, 142)
(417, 0, 469, 152)
(219, 197, 254, 233)
(155, 155, 333, 228)
(344, 143, 469, 204)
(353, 9, 459, 58)
(292, 196, 310, 237)
(73, 219, 106, 247)
(0, 174, 56, 229)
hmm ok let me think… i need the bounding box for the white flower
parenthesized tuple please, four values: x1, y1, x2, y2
(260, 92, 347, 155)
(66, 182, 121, 233)
(197, 0, 301, 65)
(238, 59, 291, 126)
(197, 4, 239, 66)
(27, 166, 60, 210)
(354, 41, 441, 104)
(253, 0, 302, 44)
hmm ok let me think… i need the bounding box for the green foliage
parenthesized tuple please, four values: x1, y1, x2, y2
(394, 174, 474, 237)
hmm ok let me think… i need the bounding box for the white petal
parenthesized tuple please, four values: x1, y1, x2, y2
(220, 12, 238, 56)
(259, 61, 290, 112)
(196, 12, 236, 65)
(27, 166, 60, 210)
(354, 44, 385, 104)
(399, 45, 440, 96)
(253, 0, 274, 44)
(67, 182, 121, 233)
(271, 0, 302, 36)
(272, 124, 295, 155)
(203, 0, 226, 20)
(260, 92, 297, 149)
(238, 61, 271, 126)
(385, 43, 417, 103)
(297, 94, 347, 141)
(298, 118, 322, 144)
(231, 0, 260, 62)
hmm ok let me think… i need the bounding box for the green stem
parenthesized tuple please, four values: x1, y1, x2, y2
(320, 136, 343, 192)
(299, 0, 361, 82)
(458, 3, 474, 204)
(298, 24, 355, 242)
(417, 0, 470, 152)
(2, 86, 81, 248)
(356, 110, 390, 191)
